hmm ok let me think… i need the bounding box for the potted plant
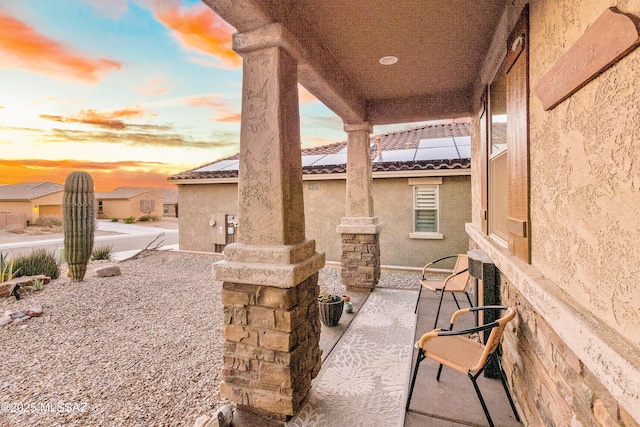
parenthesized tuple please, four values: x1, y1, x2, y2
(318, 294, 344, 327)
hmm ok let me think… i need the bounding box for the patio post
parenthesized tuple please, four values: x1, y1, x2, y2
(213, 24, 325, 421)
(337, 122, 381, 289)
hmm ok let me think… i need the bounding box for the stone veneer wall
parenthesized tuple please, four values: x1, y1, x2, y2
(340, 233, 380, 289)
(220, 273, 322, 419)
(500, 276, 638, 427)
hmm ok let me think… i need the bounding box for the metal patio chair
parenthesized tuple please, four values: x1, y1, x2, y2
(415, 254, 473, 329)
(406, 306, 521, 427)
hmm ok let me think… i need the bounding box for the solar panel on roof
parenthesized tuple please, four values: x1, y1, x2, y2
(414, 146, 460, 161)
(418, 137, 455, 148)
(195, 159, 239, 172)
(309, 153, 348, 166)
(302, 154, 326, 166)
(456, 146, 471, 158)
(453, 136, 471, 146)
(373, 149, 416, 162)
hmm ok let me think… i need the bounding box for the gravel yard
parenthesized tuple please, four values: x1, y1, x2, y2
(1, 251, 225, 427)
(0, 249, 417, 426)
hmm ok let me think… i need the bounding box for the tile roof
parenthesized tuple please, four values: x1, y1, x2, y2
(95, 188, 157, 200)
(115, 186, 178, 204)
(170, 121, 471, 181)
(0, 182, 64, 201)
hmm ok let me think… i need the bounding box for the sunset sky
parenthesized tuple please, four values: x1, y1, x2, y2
(0, 0, 352, 191)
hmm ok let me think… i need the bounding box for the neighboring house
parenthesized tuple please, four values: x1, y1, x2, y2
(114, 186, 178, 217)
(0, 182, 64, 227)
(169, 122, 471, 267)
(95, 188, 163, 220)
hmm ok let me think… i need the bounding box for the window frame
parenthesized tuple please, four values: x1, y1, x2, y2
(409, 178, 444, 240)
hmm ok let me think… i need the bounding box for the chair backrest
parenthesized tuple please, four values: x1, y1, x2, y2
(443, 254, 470, 292)
(472, 307, 516, 372)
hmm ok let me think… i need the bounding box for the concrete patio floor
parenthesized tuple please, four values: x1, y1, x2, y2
(405, 291, 523, 427)
(232, 282, 523, 427)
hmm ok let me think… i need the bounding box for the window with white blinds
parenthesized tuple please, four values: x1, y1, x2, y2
(414, 185, 438, 233)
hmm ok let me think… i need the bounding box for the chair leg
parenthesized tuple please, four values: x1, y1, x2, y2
(469, 370, 495, 427)
(436, 363, 444, 381)
(414, 284, 423, 314)
(465, 291, 473, 308)
(452, 293, 461, 309)
(406, 350, 425, 411)
(495, 354, 521, 421)
(433, 289, 446, 329)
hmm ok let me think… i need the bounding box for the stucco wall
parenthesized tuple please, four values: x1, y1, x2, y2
(529, 0, 640, 348)
(0, 201, 32, 223)
(99, 193, 163, 220)
(0, 192, 63, 224)
(178, 175, 471, 268)
(178, 183, 239, 252)
(469, 0, 640, 424)
(372, 176, 471, 267)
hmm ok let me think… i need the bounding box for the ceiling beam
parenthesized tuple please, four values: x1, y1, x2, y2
(203, 0, 367, 124)
(366, 89, 474, 126)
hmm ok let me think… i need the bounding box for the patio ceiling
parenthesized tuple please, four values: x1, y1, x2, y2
(203, 0, 506, 125)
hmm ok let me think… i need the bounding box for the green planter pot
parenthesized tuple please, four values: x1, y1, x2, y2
(318, 296, 344, 327)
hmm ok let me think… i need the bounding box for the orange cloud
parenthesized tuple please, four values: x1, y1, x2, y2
(187, 95, 227, 108)
(0, 159, 184, 191)
(211, 113, 241, 123)
(40, 106, 150, 130)
(149, 0, 240, 68)
(0, 11, 121, 83)
(133, 76, 171, 97)
(186, 94, 241, 123)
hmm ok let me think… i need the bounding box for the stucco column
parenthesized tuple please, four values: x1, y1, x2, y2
(213, 23, 325, 421)
(336, 122, 381, 289)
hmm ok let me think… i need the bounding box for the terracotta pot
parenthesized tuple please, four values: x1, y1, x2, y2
(318, 296, 344, 327)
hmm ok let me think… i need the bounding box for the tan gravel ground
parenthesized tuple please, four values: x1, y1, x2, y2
(0, 250, 224, 427)
(0, 243, 417, 427)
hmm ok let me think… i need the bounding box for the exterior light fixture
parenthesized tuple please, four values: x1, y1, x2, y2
(379, 56, 398, 65)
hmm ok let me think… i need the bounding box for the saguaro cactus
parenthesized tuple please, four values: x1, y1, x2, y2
(63, 171, 95, 281)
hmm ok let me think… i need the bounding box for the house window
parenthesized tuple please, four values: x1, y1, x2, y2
(140, 199, 155, 214)
(409, 177, 443, 239)
(482, 5, 530, 262)
(489, 67, 509, 246)
(415, 186, 438, 232)
(98, 201, 103, 214)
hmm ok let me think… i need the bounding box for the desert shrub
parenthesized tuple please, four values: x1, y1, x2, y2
(123, 216, 135, 224)
(91, 244, 113, 261)
(4, 224, 25, 234)
(12, 248, 60, 279)
(35, 215, 63, 228)
(139, 214, 160, 222)
(111, 218, 119, 222)
(1, 253, 20, 283)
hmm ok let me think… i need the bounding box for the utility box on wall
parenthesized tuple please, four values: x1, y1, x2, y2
(468, 249, 501, 378)
(211, 213, 238, 253)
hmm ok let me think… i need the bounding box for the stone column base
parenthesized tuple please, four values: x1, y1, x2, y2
(215, 241, 324, 420)
(337, 217, 381, 289)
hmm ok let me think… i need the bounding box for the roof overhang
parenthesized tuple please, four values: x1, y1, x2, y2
(203, 0, 506, 125)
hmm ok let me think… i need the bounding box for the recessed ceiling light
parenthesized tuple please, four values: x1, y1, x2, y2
(379, 56, 398, 65)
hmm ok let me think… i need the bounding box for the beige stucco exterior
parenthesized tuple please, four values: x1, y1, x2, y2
(97, 192, 163, 220)
(0, 191, 63, 225)
(466, 0, 640, 424)
(177, 174, 471, 268)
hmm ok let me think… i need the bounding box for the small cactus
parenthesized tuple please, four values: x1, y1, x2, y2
(63, 171, 96, 281)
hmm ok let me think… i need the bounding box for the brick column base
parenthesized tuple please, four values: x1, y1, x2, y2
(221, 273, 322, 421)
(340, 233, 381, 289)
